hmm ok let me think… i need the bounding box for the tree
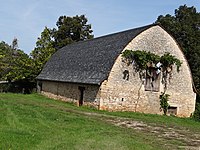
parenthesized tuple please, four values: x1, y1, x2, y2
(5, 50, 34, 82)
(31, 15, 93, 77)
(156, 5, 200, 91)
(156, 5, 200, 119)
(0, 40, 34, 82)
(0, 39, 35, 93)
(0, 41, 12, 80)
(11, 37, 18, 50)
(31, 27, 56, 76)
(53, 15, 93, 50)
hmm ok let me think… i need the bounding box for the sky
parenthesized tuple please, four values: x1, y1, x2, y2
(0, 0, 199, 54)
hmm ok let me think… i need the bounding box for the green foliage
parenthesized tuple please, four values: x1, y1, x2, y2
(122, 50, 160, 70)
(31, 27, 56, 76)
(0, 41, 11, 79)
(160, 93, 170, 115)
(193, 95, 200, 121)
(160, 53, 182, 72)
(0, 41, 34, 82)
(156, 4, 200, 120)
(193, 103, 200, 120)
(53, 15, 93, 50)
(122, 50, 181, 72)
(5, 50, 34, 81)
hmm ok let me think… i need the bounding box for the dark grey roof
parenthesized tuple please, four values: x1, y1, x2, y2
(37, 24, 156, 84)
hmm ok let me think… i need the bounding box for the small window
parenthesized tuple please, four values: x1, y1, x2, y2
(123, 70, 129, 80)
(145, 68, 160, 92)
(167, 106, 177, 116)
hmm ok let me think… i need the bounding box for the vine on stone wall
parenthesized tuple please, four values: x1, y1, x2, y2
(122, 50, 182, 91)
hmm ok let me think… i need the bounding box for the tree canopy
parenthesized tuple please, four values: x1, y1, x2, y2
(31, 27, 56, 76)
(0, 40, 34, 82)
(53, 15, 93, 50)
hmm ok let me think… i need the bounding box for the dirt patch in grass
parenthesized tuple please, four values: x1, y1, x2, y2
(107, 118, 200, 149)
(55, 106, 200, 150)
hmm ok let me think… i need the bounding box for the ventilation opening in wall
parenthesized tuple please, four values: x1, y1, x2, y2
(123, 70, 129, 80)
(167, 106, 177, 116)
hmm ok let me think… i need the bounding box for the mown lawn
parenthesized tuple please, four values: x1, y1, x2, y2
(0, 93, 199, 150)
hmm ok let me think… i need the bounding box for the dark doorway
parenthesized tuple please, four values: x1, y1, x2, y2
(38, 81, 43, 93)
(78, 86, 85, 106)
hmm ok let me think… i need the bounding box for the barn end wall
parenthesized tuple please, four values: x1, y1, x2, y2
(38, 80, 101, 108)
(99, 25, 196, 117)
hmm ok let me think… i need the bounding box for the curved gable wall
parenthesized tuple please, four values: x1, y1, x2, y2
(99, 25, 196, 117)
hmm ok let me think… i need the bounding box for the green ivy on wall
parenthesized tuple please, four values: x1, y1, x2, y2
(122, 50, 181, 72)
(122, 50, 182, 86)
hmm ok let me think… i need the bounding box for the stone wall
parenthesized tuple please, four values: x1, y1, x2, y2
(99, 25, 196, 117)
(40, 80, 100, 108)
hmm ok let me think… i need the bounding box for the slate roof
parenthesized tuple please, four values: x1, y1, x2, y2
(37, 24, 156, 85)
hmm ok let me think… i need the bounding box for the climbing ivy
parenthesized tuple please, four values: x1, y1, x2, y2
(122, 50, 160, 70)
(160, 52, 182, 72)
(122, 50, 182, 87)
(122, 50, 181, 72)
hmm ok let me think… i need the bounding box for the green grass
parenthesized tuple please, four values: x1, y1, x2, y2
(0, 93, 199, 150)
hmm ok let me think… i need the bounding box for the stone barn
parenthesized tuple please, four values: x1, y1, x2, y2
(37, 24, 196, 117)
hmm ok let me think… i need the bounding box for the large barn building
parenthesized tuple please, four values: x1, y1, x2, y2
(37, 24, 196, 117)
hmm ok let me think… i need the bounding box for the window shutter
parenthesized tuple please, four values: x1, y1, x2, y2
(145, 69, 160, 92)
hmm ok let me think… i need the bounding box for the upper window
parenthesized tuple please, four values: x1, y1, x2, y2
(123, 70, 129, 80)
(145, 68, 161, 92)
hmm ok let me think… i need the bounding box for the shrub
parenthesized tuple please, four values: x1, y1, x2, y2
(160, 93, 170, 115)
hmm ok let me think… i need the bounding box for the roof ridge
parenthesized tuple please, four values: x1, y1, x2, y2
(92, 23, 156, 40)
(60, 23, 157, 48)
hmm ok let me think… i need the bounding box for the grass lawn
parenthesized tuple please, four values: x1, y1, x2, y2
(0, 93, 199, 150)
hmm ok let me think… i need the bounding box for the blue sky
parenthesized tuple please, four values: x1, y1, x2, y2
(0, 0, 199, 54)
